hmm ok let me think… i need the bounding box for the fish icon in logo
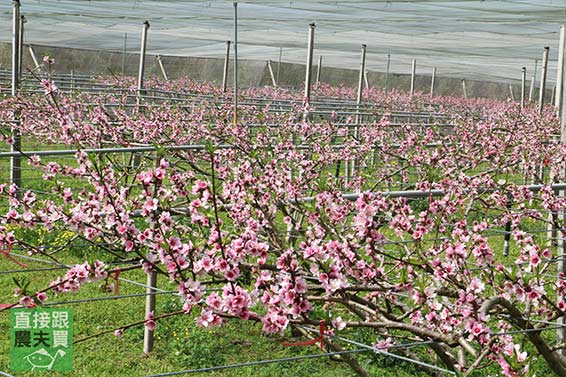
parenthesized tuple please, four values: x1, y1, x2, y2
(23, 348, 66, 371)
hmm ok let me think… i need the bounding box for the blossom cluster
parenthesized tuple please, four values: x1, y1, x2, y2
(1, 73, 565, 376)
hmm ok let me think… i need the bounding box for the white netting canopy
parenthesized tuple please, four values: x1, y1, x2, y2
(0, 0, 565, 83)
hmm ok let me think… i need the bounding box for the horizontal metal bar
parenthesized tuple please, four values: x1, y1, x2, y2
(296, 183, 566, 202)
(0, 141, 452, 158)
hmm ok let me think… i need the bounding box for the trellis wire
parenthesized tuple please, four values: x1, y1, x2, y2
(299, 325, 457, 376)
(493, 325, 566, 336)
(0, 266, 72, 274)
(43, 290, 178, 307)
(3, 222, 565, 372)
(5, 252, 158, 292)
(143, 349, 369, 376)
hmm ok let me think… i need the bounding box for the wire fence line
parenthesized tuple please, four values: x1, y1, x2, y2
(0, 265, 71, 275)
(43, 290, 178, 307)
(0, 141, 453, 158)
(297, 325, 457, 376)
(0, 207, 563, 373)
(0, 249, 413, 377)
(0, 70, 449, 112)
(1, 224, 561, 255)
(7, 236, 564, 327)
(5, 241, 566, 303)
(1, 86, 448, 116)
(2, 218, 566, 286)
(4, 252, 158, 293)
(142, 349, 370, 377)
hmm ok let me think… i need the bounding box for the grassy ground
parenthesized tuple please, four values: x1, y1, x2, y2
(0, 148, 425, 375)
(0, 255, 431, 377)
(0, 134, 559, 376)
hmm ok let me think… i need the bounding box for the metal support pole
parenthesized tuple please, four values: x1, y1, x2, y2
(384, 53, 390, 92)
(430, 67, 436, 97)
(304, 22, 316, 103)
(143, 270, 157, 353)
(557, 25, 566, 111)
(122, 32, 127, 76)
(136, 21, 150, 109)
(364, 69, 369, 89)
(156, 55, 168, 81)
(351, 44, 367, 180)
(539, 47, 550, 115)
(529, 75, 536, 103)
(267, 59, 277, 86)
(10, 0, 21, 193)
(28, 44, 41, 71)
(410, 59, 416, 96)
(357, 44, 367, 106)
(276, 47, 282, 86)
(503, 195, 512, 257)
(18, 15, 24, 79)
(521, 67, 526, 110)
(556, 53, 566, 356)
(558, 58, 566, 357)
(222, 40, 231, 92)
(530, 59, 538, 102)
(316, 55, 322, 83)
(462, 79, 468, 99)
(509, 84, 515, 101)
(536, 48, 550, 185)
(12, 2, 20, 97)
(233, 2, 238, 125)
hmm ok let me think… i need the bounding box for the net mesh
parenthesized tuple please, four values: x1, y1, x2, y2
(0, 0, 564, 83)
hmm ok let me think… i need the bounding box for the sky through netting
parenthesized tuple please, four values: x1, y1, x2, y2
(1, 0, 566, 83)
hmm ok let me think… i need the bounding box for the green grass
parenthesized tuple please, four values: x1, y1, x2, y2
(0, 255, 431, 377)
(0, 126, 559, 376)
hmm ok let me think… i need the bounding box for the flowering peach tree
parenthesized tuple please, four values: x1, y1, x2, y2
(1, 71, 566, 376)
